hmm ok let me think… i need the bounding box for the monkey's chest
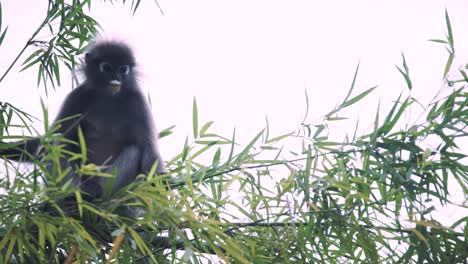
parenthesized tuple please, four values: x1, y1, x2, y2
(82, 112, 135, 165)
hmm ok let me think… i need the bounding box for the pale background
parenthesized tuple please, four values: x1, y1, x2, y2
(1, 1, 467, 226)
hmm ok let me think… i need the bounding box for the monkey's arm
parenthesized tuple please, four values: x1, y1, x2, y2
(0, 111, 79, 161)
(0, 89, 84, 162)
(51, 89, 85, 139)
(141, 142, 166, 175)
(133, 95, 166, 175)
(0, 138, 42, 161)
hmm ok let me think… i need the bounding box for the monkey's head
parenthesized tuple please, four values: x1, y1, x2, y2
(84, 41, 137, 95)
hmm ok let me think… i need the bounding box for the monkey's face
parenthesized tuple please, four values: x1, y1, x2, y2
(96, 62, 132, 95)
(84, 42, 136, 96)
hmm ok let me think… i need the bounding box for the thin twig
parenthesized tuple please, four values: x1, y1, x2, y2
(64, 244, 78, 264)
(107, 233, 125, 263)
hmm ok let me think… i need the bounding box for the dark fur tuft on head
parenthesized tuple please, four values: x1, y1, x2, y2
(85, 41, 136, 67)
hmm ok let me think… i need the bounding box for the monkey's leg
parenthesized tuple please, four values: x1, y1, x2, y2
(101, 144, 141, 194)
(101, 145, 147, 217)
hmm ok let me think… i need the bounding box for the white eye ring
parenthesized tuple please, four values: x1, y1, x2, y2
(99, 62, 112, 73)
(119, 65, 130, 75)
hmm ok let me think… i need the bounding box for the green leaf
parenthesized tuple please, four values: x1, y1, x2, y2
(159, 125, 175, 138)
(128, 228, 157, 262)
(5, 236, 15, 263)
(75, 190, 84, 217)
(195, 140, 229, 145)
(0, 1, 2, 30)
(460, 68, 468, 83)
(193, 97, 198, 138)
(380, 97, 410, 135)
(313, 124, 325, 139)
(246, 159, 285, 165)
(450, 216, 467, 229)
(0, 26, 7, 46)
(428, 39, 447, 44)
(314, 141, 342, 147)
(20, 50, 44, 72)
(327, 117, 348, 121)
(342, 62, 360, 105)
(396, 66, 412, 90)
(340, 86, 377, 108)
(181, 136, 189, 162)
(227, 128, 236, 163)
(77, 127, 87, 161)
(37, 62, 44, 87)
(265, 132, 292, 144)
(191, 144, 212, 160)
(200, 121, 214, 136)
(235, 129, 263, 163)
(443, 53, 454, 80)
(37, 222, 45, 250)
(302, 89, 310, 122)
(52, 55, 61, 86)
(39, 98, 49, 131)
(212, 147, 221, 167)
(132, 0, 143, 15)
(396, 52, 412, 90)
(445, 9, 454, 48)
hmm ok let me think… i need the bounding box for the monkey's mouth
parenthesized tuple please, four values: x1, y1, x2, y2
(108, 80, 121, 95)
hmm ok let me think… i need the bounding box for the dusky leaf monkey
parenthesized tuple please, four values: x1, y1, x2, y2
(0, 40, 166, 203)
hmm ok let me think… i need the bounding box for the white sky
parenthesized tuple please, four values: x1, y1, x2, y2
(2, 1, 468, 152)
(1, 1, 467, 225)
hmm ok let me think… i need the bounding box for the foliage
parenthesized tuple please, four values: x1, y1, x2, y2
(0, 2, 466, 263)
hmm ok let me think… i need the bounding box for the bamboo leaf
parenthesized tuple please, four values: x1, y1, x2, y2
(342, 62, 360, 105)
(235, 130, 263, 163)
(0, 26, 7, 46)
(77, 127, 87, 162)
(227, 128, 236, 163)
(212, 147, 221, 167)
(159, 125, 175, 138)
(411, 229, 429, 245)
(340, 86, 377, 108)
(20, 50, 44, 72)
(193, 97, 198, 138)
(200, 121, 214, 136)
(445, 9, 454, 49)
(428, 39, 447, 44)
(53, 54, 61, 86)
(0, 1, 2, 30)
(396, 53, 412, 90)
(265, 132, 293, 144)
(443, 53, 454, 80)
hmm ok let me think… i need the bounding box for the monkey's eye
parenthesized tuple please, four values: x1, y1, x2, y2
(99, 62, 112, 73)
(119, 65, 130, 75)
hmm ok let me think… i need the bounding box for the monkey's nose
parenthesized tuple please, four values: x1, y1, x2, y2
(108, 80, 122, 95)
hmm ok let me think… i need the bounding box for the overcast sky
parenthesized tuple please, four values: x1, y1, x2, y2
(1, 1, 467, 223)
(3, 1, 468, 151)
